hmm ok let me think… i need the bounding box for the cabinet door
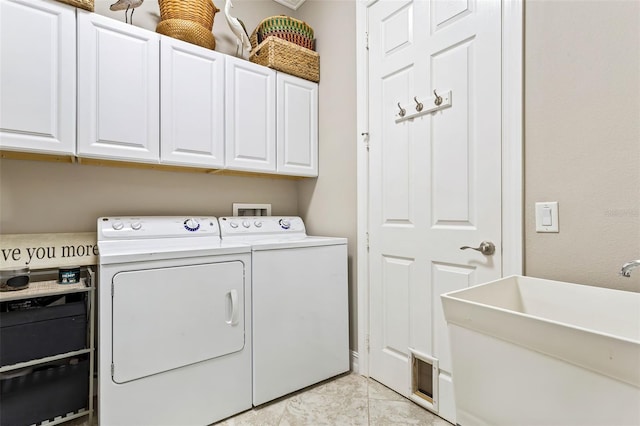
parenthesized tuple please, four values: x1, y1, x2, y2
(276, 74, 318, 177)
(225, 57, 276, 173)
(77, 11, 159, 163)
(160, 37, 224, 168)
(0, 0, 76, 155)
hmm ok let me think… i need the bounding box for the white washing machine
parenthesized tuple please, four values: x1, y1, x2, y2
(97, 216, 252, 425)
(218, 216, 349, 406)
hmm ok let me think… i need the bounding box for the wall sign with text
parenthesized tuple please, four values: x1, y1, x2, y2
(0, 233, 98, 269)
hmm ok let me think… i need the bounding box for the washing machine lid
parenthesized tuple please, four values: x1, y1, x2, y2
(218, 216, 347, 250)
(249, 236, 347, 251)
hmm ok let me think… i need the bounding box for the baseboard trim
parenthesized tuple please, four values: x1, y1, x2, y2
(350, 350, 359, 374)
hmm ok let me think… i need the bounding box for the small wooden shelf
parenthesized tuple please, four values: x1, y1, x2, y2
(0, 278, 89, 302)
(0, 271, 95, 426)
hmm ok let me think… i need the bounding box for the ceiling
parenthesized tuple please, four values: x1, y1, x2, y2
(272, 0, 306, 10)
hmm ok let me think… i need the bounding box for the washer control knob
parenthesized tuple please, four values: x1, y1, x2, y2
(229, 221, 239, 229)
(184, 218, 200, 232)
(131, 221, 142, 230)
(279, 218, 291, 230)
(112, 221, 124, 230)
(242, 220, 251, 228)
(254, 221, 263, 228)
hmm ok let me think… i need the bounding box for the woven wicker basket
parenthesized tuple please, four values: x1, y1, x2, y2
(250, 36, 319, 83)
(158, 0, 219, 31)
(55, 0, 94, 12)
(250, 15, 314, 51)
(156, 19, 216, 50)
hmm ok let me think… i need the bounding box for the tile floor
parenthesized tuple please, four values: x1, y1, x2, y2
(69, 373, 452, 426)
(214, 373, 452, 426)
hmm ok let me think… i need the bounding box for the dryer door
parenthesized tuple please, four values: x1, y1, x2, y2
(111, 261, 245, 383)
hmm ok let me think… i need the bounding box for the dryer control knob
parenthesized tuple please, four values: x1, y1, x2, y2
(242, 220, 251, 228)
(131, 222, 142, 230)
(229, 221, 239, 229)
(279, 219, 291, 230)
(184, 218, 200, 232)
(112, 221, 124, 230)
(254, 221, 263, 228)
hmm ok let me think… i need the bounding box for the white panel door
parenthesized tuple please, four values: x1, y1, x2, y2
(112, 262, 245, 384)
(368, 0, 503, 422)
(276, 73, 318, 177)
(160, 37, 225, 168)
(225, 56, 276, 173)
(0, 0, 76, 155)
(77, 11, 159, 163)
(368, 0, 425, 399)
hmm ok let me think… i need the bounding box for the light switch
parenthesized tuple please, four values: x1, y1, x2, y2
(541, 207, 553, 226)
(535, 202, 559, 233)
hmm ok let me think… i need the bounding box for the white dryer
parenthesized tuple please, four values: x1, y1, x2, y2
(97, 216, 252, 425)
(218, 216, 349, 406)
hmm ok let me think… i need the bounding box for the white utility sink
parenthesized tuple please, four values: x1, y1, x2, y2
(441, 275, 640, 426)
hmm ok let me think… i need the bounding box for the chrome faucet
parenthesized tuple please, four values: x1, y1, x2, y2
(620, 260, 640, 277)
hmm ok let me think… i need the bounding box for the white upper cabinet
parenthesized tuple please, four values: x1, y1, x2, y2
(276, 74, 318, 177)
(160, 37, 225, 168)
(0, 0, 76, 155)
(225, 56, 276, 173)
(2, 5, 319, 176)
(77, 11, 159, 163)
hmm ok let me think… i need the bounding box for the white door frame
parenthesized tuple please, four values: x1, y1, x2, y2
(355, 0, 523, 376)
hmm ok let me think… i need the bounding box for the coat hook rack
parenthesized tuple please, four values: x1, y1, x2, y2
(397, 102, 406, 117)
(414, 96, 424, 112)
(433, 90, 443, 106)
(395, 90, 452, 123)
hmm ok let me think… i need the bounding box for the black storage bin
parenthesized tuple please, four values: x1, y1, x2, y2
(0, 358, 89, 426)
(0, 299, 87, 367)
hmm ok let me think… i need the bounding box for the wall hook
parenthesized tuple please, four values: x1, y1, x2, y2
(414, 96, 423, 112)
(397, 102, 406, 117)
(433, 90, 443, 106)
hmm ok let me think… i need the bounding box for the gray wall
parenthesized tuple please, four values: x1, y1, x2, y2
(296, 0, 359, 354)
(93, 0, 294, 55)
(524, 0, 640, 291)
(0, 159, 298, 233)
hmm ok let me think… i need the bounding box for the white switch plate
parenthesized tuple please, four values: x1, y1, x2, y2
(535, 202, 559, 233)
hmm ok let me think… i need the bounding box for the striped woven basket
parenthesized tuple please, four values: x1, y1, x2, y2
(54, 0, 94, 11)
(156, 19, 216, 50)
(250, 15, 314, 51)
(158, 0, 219, 31)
